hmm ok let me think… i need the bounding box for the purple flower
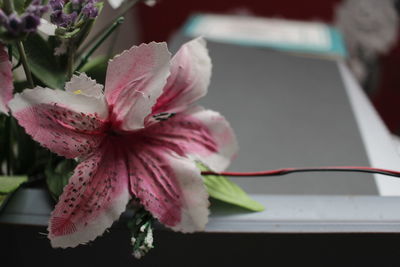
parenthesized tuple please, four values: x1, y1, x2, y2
(49, 0, 99, 29)
(27, 1, 49, 16)
(6, 13, 23, 36)
(0, 1, 49, 36)
(66, 12, 78, 26)
(21, 13, 41, 33)
(51, 10, 78, 28)
(49, 0, 64, 11)
(70, 0, 82, 10)
(50, 10, 65, 25)
(82, 2, 98, 19)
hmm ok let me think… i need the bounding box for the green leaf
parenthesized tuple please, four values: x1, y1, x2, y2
(127, 208, 155, 259)
(62, 1, 73, 13)
(198, 163, 265, 212)
(45, 159, 76, 200)
(0, 176, 28, 194)
(80, 56, 108, 84)
(61, 28, 81, 39)
(13, 120, 37, 175)
(0, 176, 27, 213)
(0, 195, 6, 207)
(0, 115, 7, 173)
(14, 0, 27, 14)
(21, 34, 66, 88)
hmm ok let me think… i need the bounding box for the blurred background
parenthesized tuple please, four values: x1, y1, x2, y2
(97, 0, 400, 136)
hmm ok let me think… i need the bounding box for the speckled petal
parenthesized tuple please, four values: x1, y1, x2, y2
(126, 145, 209, 232)
(49, 144, 130, 248)
(8, 87, 108, 159)
(0, 44, 13, 114)
(145, 106, 238, 172)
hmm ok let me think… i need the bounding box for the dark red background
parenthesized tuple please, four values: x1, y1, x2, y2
(137, 0, 400, 134)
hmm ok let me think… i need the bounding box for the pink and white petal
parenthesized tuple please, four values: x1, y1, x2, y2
(0, 44, 13, 115)
(65, 73, 104, 99)
(127, 147, 209, 232)
(105, 42, 171, 131)
(8, 87, 108, 159)
(38, 18, 56, 36)
(145, 106, 238, 172)
(151, 38, 211, 115)
(49, 144, 130, 248)
(185, 107, 238, 172)
(144, 0, 157, 7)
(108, 0, 124, 9)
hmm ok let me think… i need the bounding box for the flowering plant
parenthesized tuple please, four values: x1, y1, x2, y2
(3, 0, 400, 261)
(0, 0, 264, 258)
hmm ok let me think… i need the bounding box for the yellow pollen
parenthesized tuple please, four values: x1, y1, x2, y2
(73, 89, 82, 95)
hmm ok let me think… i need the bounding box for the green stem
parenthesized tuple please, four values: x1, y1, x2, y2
(107, 23, 121, 58)
(5, 117, 12, 175)
(76, 17, 125, 71)
(3, 0, 34, 88)
(77, 0, 140, 56)
(7, 45, 12, 61)
(67, 42, 77, 80)
(16, 41, 34, 89)
(2, 0, 14, 14)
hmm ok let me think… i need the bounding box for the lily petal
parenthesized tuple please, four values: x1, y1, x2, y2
(127, 146, 209, 232)
(0, 45, 13, 115)
(105, 42, 171, 131)
(38, 18, 56, 36)
(108, 0, 124, 9)
(184, 106, 238, 172)
(152, 38, 211, 115)
(145, 106, 238, 172)
(65, 73, 104, 99)
(49, 144, 130, 248)
(9, 87, 108, 159)
(144, 0, 157, 7)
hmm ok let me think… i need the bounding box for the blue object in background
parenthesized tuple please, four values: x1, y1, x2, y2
(184, 14, 347, 58)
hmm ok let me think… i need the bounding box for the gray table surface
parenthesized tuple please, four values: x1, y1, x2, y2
(3, 187, 400, 233)
(172, 36, 377, 195)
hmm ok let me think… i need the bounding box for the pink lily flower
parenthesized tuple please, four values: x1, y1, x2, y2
(0, 44, 13, 115)
(9, 38, 238, 248)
